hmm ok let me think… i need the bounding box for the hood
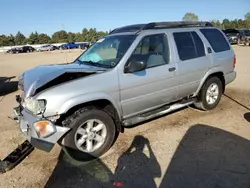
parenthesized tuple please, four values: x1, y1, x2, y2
(20, 62, 108, 97)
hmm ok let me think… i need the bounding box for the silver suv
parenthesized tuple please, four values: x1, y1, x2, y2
(13, 21, 236, 161)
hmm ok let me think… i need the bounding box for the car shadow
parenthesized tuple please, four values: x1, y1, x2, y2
(45, 124, 250, 188)
(159, 124, 250, 188)
(244, 112, 250, 123)
(0, 76, 18, 97)
(45, 135, 161, 188)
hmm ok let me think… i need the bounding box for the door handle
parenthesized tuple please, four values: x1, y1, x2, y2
(169, 67, 176, 72)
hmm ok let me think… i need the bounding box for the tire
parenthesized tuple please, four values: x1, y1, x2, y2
(194, 76, 223, 111)
(61, 107, 117, 161)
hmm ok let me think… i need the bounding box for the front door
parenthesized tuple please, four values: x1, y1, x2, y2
(118, 33, 178, 118)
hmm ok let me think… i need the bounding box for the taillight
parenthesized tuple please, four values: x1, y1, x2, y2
(233, 55, 236, 68)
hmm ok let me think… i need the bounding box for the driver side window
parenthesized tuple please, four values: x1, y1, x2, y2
(129, 34, 169, 68)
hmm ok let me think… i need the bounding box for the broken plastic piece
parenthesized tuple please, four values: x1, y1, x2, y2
(0, 140, 34, 174)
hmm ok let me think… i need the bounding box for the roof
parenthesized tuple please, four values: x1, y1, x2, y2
(109, 21, 213, 34)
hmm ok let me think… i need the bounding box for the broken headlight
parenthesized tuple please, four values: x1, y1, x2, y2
(24, 98, 46, 115)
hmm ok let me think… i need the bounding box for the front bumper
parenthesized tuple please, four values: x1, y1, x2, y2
(13, 103, 70, 152)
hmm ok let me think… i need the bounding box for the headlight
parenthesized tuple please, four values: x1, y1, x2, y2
(24, 98, 46, 115)
(33, 120, 56, 138)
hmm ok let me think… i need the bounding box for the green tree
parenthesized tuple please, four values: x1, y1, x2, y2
(74, 32, 83, 42)
(8, 34, 15, 46)
(182, 12, 199, 21)
(38, 33, 51, 44)
(51, 30, 68, 43)
(211, 20, 222, 28)
(222, 19, 231, 29)
(28, 32, 39, 44)
(15, 31, 26, 45)
(82, 28, 89, 41)
(97, 31, 108, 39)
(245, 12, 250, 28)
(67, 32, 76, 42)
(0, 35, 10, 46)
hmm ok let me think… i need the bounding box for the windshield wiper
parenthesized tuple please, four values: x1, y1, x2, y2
(77, 60, 112, 68)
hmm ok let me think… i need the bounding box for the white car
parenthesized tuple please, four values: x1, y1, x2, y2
(36, 45, 56, 52)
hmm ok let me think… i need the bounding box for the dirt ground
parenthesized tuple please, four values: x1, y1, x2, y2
(0, 46, 250, 188)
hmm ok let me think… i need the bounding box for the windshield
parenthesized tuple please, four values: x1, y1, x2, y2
(75, 35, 136, 68)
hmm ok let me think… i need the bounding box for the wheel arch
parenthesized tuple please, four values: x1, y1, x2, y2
(194, 71, 225, 96)
(58, 94, 123, 132)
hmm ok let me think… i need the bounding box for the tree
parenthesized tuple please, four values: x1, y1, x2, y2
(182, 12, 199, 21)
(28, 32, 39, 44)
(82, 28, 89, 41)
(67, 32, 76, 42)
(8, 34, 15, 46)
(0, 35, 10, 46)
(51, 30, 68, 43)
(74, 32, 83, 42)
(15, 31, 26, 45)
(38, 33, 51, 44)
(245, 12, 250, 28)
(211, 20, 222, 28)
(222, 19, 231, 29)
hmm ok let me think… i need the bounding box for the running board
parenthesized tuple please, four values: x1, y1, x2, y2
(122, 100, 194, 127)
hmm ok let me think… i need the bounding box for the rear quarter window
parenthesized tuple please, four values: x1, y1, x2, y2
(200, 28, 230, 53)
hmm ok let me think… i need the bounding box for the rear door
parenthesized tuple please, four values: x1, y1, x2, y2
(172, 30, 212, 99)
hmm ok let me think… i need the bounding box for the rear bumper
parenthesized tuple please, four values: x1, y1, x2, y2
(13, 104, 70, 152)
(225, 71, 236, 85)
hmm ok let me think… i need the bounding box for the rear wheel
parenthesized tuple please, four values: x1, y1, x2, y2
(61, 107, 117, 161)
(194, 77, 223, 111)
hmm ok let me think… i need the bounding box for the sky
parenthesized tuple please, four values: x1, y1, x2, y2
(1, 0, 249, 36)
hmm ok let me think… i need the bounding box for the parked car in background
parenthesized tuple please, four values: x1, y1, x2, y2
(21, 46, 35, 53)
(36, 44, 57, 52)
(240, 29, 250, 46)
(59, 42, 91, 49)
(223, 29, 241, 44)
(6, 47, 19, 54)
(6, 46, 35, 54)
(59, 42, 79, 49)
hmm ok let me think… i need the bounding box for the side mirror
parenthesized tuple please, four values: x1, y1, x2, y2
(124, 60, 146, 73)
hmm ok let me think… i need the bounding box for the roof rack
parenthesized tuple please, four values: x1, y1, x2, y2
(109, 21, 213, 34)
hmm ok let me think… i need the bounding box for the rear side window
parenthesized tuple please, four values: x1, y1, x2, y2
(173, 31, 205, 61)
(200, 28, 230, 53)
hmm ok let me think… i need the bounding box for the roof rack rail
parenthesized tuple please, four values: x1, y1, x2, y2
(109, 24, 146, 34)
(142, 21, 213, 30)
(109, 21, 213, 34)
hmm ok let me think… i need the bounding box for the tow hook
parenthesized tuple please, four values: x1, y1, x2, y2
(0, 140, 34, 174)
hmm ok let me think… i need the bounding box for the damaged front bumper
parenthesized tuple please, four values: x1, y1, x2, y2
(13, 96, 70, 152)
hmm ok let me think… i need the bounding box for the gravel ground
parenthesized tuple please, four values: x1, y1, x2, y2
(0, 46, 250, 188)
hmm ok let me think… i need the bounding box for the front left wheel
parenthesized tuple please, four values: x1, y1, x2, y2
(61, 107, 117, 161)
